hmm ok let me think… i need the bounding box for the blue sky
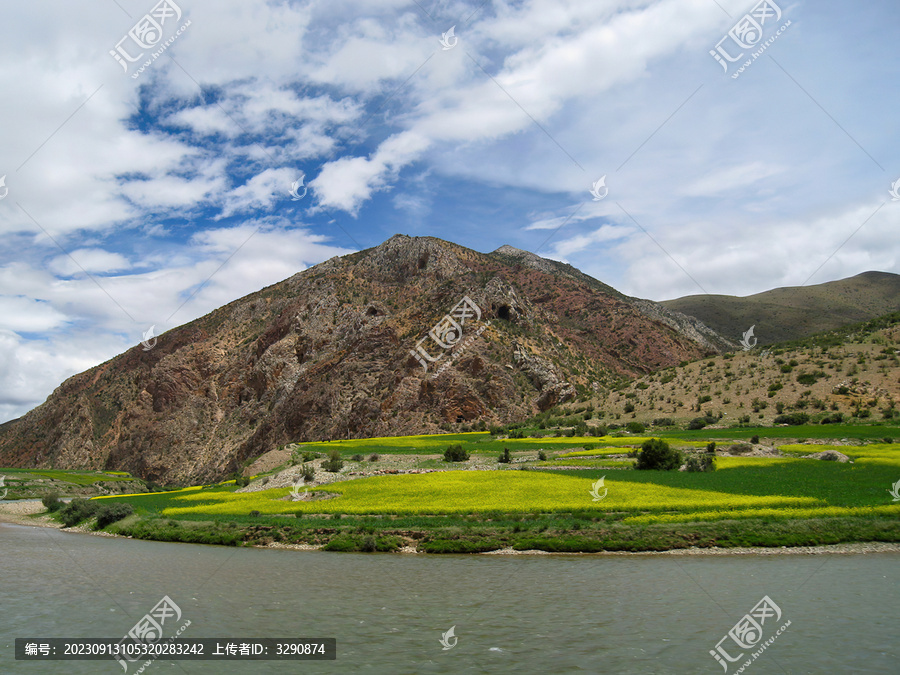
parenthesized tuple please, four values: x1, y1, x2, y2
(0, 0, 898, 422)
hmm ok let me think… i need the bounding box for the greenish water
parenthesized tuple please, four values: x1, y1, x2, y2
(1, 523, 897, 673)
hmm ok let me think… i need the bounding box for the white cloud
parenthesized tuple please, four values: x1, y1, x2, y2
(683, 162, 787, 197)
(47, 248, 132, 276)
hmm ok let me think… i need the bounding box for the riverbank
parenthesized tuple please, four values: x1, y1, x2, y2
(5, 500, 900, 557)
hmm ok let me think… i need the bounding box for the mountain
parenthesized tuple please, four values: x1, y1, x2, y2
(0, 235, 725, 484)
(661, 271, 900, 346)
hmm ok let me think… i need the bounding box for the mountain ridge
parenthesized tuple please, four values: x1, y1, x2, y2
(0, 234, 720, 484)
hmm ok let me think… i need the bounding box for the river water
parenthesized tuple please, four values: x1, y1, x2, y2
(0, 523, 897, 674)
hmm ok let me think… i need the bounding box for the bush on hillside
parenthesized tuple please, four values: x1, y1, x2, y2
(625, 422, 646, 433)
(687, 417, 710, 430)
(774, 413, 810, 426)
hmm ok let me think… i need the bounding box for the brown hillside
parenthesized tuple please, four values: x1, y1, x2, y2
(0, 235, 723, 484)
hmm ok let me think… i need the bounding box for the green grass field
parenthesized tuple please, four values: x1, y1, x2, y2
(19, 427, 900, 553)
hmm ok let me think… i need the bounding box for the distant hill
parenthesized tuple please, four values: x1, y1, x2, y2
(563, 311, 900, 429)
(661, 271, 900, 346)
(0, 235, 728, 484)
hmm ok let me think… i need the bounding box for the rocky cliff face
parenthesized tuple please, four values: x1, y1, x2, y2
(0, 235, 723, 484)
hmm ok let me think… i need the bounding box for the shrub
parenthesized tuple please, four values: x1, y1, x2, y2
(323, 449, 344, 472)
(685, 454, 716, 472)
(635, 439, 683, 471)
(623, 402, 635, 413)
(443, 444, 470, 462)
(625, 422, 646, 433)
(41, 493, 63, 512)
(727, 444, 753, 455)
(820, 412, 844, 424)
(368, 454, 380, 462)
(538, 450, 547, 461)
(301, 451, 318, 462)
(59, 498, 101, 527)
(95, 503, 134, 529)
(706, 442, 716, 453)
(774, 413, 810, 425)
(687, 417, 708, 430)
(301, 464, 316, 482)
(498, 448, 511, 464)
(750, 435, 760, 444)
(249, 510, 261, 518)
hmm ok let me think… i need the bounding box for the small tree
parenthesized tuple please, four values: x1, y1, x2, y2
(95, 503, 134, 529)
(498, 448, 511, 464)
(58, 498, 101, 527)
(685, 454, 716, 472)
(301, 463, 316, 482)
(635, 439, 683, 471)
(323, 449, 344, 472)
(443, 444, 470, 462)
(41, 493, 63, 512)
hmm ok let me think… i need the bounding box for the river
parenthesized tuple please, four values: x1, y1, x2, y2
(1, 523, 897, 673)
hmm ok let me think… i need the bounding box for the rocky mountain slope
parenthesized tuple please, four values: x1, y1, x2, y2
(0, 235, 724, 484)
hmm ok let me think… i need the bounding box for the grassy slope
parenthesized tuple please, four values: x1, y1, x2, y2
(660, 271, 900, 344)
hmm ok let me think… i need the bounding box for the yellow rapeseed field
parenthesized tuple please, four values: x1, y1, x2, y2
(160, 471, 819, 517)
